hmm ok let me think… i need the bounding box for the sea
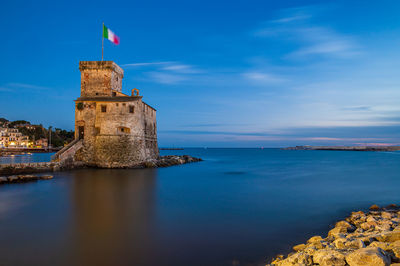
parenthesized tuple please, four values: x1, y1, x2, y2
(0, 148, 400, 266)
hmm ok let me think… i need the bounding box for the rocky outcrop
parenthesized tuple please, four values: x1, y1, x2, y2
(142, 155, 203, 168)
(269, 204, 400, 266)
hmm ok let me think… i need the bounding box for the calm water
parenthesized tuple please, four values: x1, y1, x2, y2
(1, 148, 400, 266)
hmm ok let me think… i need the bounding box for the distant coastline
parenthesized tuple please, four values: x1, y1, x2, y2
(283, 145, 400, 151)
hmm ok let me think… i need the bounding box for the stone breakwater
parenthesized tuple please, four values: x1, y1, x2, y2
(0, 155, 203, 175)
(0, 174, 54, 184)
(269, 204, 400, 266)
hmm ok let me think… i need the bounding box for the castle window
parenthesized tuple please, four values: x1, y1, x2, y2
(101, 105, 107, 112)
(118, 127, 131, 134)
(112, 91, 116, 97)
(129, 105, 134, 113)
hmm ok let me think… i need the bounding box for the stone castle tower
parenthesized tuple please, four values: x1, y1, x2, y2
(72, 61, 159, 168)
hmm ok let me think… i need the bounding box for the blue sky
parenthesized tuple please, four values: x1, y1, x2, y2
(1, 0, 400, 147)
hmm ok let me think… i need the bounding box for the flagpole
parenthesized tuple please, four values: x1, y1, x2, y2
(102, 22, 104, 61)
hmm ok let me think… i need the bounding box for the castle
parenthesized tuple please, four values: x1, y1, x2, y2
(55, 61, 158, 168)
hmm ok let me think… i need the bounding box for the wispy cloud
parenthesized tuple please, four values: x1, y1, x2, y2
(254, 6, 359, 59)
(124, 61, 204, 84)
(243, 72, 285, 84)
(0, 83, 50, 92)
(121, 62, 172, 67)
(146, 72, 187, 84)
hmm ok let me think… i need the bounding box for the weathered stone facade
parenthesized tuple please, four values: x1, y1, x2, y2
(74, 61, 158, 168)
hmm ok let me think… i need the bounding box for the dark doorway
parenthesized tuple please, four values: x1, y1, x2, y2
(78, 126, 84, 140)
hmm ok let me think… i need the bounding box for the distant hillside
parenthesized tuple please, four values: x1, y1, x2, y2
(1, 118, 74, 148)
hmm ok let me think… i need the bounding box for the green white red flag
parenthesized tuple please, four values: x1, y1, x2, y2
(103, 25, 120, 45)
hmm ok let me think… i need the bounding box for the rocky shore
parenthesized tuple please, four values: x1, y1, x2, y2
(269, 204, 400, 266)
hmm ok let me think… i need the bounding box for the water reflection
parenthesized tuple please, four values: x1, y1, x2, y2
(70, 169, 158, 266)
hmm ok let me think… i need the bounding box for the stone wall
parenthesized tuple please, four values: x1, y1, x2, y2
(0, 162, 61, 175)
(79, 61, 124, 97)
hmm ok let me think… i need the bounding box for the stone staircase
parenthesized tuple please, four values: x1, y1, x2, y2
(51, 139, 83, 165)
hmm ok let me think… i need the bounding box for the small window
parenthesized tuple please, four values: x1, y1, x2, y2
(129, 106, 134, 113)
(118, 127, 131, 134)
(123, 103, 126, 106)
(116, 103, 119, 106)
(112, 91, 116, 97)
(101, 105, 107, 112)
(96, 93, 99, 95)
(95, 127, 100, 135)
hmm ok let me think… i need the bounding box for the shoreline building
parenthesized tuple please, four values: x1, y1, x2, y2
(0, 128, 30, 148)
(62, 61, 158, 167)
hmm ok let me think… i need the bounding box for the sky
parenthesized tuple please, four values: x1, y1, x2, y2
(1, 0, 400, 147)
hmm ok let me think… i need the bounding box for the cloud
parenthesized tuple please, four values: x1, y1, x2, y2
(162, 64, 202, 74)
(146, 72, 187, 84)
(0, 83, 50, 92)
(342, 106, 372, 111)
(243, 72, 285, 84)
(121, 62, 172, 67)
(254, 6, 359, 58)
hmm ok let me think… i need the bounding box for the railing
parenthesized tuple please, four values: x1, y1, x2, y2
(51, 138, 81, 161)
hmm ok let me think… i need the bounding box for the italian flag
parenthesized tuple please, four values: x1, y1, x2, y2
(103, 25, 120, 45)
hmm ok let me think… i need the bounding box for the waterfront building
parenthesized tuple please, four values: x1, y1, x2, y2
(0, 128, 31, 148)
(34, 138, 49, 149)
(53, 61, 159, 167)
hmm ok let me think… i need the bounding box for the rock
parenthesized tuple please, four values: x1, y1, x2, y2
(370, 205, 381, 211)
(307, 235, 323, 244)
(328, 226, 349, 238)
(334, 238, 365, 249)
(390, 241, 400, 248)
(39, 175, 54, 180)
(391, 247, 400, 262)
(313, 249, 346, 266)
(292, 243, 306, 252)
(7, 175, 19, 182)
(336, 220, 356, 231)
(369, 241, 391, 251)
(0, 176, 8, 183)
(346, 247, 390, 266)
(283, 252, 312, 265)
(361, 221, 377, 231)
(383, 212, 394, 219)
(377, 231, 400, 243)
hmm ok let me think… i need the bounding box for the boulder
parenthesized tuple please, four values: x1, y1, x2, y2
(346, 247, 390, 266)
(369, 241, 391, 251)
(313, 249, 346, 266)
(334, 238, 365, 249)
(370, 205, 381, 211)
(7, 175, 19, 182)
(39, 175, 54, 180)
(383, 212, 394, 219)
(0, 176, 8, 184)
(292, 244, 306, 252)
(377, 231, 400, 243)
(307, 235, 323, 244)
